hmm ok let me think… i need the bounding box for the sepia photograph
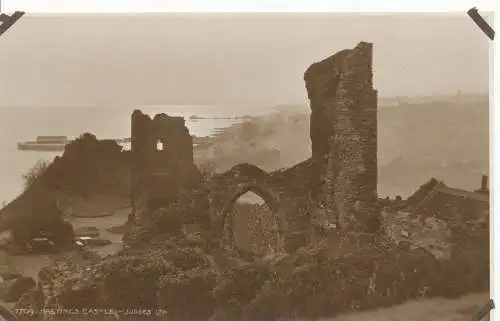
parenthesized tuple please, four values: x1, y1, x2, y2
(0, 12, 492, 321)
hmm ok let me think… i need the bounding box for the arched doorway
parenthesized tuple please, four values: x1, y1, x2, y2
(220, 184, 283, 257)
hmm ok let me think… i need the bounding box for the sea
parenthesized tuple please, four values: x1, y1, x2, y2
(0, 105, 274, 205)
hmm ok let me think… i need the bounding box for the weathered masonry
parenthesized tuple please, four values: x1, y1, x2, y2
(304, 41, 378, 231)
(129, 110, 199, 225)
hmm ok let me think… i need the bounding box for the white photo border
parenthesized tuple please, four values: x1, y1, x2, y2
(0, 0, 498, 319)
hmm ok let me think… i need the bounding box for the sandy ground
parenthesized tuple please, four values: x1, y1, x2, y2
(0, 206, 129, 312)
(6, 206, 130, 280)
(63, 195, 130, 218)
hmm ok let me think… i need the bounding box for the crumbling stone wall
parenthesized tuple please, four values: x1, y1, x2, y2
(304, 42, 378, 232)
(206, 164, 286, 251)
(207, 44, 384, 249)
(128, 43, 381, 250)
(130, 110, 201, 226)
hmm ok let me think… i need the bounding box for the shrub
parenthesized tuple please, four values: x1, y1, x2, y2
(22, 159, 50, 190)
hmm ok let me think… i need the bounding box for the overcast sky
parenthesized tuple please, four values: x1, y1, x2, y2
(0, 13, 491, 107)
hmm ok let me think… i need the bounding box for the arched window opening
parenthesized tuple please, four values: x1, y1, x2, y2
(156, 140, 164, 151)
(224, 190, 280, 257)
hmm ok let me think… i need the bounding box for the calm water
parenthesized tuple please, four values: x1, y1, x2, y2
(0, 105, 272, 204)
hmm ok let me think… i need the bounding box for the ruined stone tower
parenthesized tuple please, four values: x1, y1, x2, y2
(130, 110, 199, 225)
(304, 42, 378, 231)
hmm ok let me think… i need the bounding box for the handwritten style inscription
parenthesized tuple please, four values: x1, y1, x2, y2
(15, 308, 169, 317)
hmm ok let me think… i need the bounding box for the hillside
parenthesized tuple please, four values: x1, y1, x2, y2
(378, 100, 489, 196)
(0, 134, 131, 248)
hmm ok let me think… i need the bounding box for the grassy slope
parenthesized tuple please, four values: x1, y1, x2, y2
(327, 292, 489, 321)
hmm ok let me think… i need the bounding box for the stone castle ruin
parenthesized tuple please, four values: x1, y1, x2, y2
(125, 42, 488, 257)
(305, 41, 378, 232)
(129, 111, 201, 227)
(0, 42, 486, 258)
(126, 42, 381, 253)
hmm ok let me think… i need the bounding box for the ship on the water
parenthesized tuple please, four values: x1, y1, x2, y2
(17, 136, 133, 151)
(16, 136, 211, 151)
(17, 136, 69, 151)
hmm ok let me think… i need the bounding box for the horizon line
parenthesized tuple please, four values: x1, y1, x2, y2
(0, 92, 490, 108)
